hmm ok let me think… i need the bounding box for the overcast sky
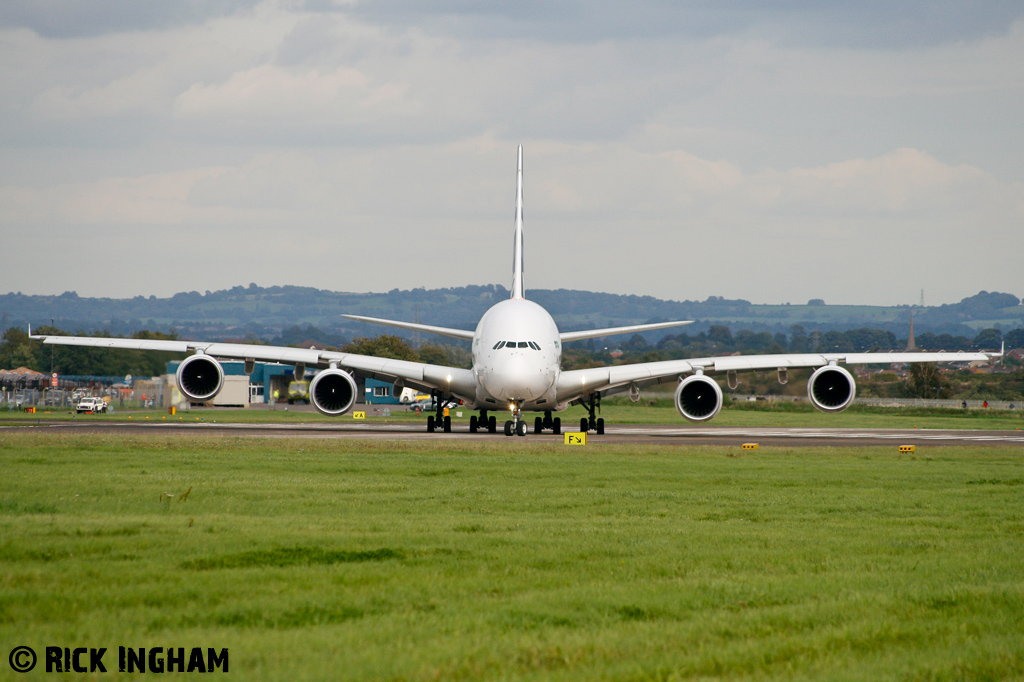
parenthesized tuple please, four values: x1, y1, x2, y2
(1, 0, 1022, 306)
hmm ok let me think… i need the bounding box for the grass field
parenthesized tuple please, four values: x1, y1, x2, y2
(1, 433, 1022, 680)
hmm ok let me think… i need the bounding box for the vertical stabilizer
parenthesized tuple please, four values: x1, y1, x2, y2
(510, 145, 525, 300)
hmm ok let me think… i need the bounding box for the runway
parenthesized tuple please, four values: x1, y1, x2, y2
(11, 420, 1024, 447)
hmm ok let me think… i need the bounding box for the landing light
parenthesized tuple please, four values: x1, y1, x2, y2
(446, 373, 452, 383)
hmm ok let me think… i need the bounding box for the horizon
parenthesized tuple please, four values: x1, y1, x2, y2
(2, 282, 1021, 310)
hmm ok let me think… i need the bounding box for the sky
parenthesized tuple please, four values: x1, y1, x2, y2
(1, 0, 1022, 306)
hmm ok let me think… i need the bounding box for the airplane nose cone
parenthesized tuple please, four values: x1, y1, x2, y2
(482, 355, 549, 401)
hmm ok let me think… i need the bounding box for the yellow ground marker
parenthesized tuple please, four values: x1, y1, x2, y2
(353, 411, 366, 420)
(899, 445, 916, 453)
(741, 443, 758, 450)
(564, 432, 587, 445)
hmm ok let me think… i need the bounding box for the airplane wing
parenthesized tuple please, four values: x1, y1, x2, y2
(341, 315, 475, 341)
(555, 350, 994, 403)
(28, 331, 477, 400)
(560, 319, 693, 342)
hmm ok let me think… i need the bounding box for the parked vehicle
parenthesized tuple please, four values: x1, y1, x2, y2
(75, 396, 107, 413)
(287, 381, 310, 404)
(407, 397, 437, 411)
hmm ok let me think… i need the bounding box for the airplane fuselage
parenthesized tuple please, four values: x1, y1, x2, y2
(471, 298, 561, 410)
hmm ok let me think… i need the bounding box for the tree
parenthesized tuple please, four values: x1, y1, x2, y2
(1005, 328, 1024, 349)
(707, 325, 733, 349)
(342, 335, 418, 362)
(622, 334, 648, 351)
(904, 363, 950, 399)
(789, 325, 808, 352)
(418, 346, 449, 365)
(973, 328, 1002, 351)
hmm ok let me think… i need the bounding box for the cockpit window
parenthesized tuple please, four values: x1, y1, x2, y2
(499, 341, 541, 350)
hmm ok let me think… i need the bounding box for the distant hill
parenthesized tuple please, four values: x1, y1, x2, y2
(1, 285, 1021, 343)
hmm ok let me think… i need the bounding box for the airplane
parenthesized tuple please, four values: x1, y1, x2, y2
(30, 146, 999, 437)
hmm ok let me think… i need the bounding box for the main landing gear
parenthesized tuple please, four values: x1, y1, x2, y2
(469, 411, 498, 434)
(578, 393, 604, 435)
(533, 411, 561, 435)
(425, 392, 451, 433)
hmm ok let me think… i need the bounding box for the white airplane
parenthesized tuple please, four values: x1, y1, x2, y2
(31, 146, 998, 436)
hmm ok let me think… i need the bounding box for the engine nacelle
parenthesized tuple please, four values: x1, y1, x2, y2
(807, 365, 856, 413)
(309, 368, 358, 416)
(675, 374, 723, 423)
(175, 354, 224, 402)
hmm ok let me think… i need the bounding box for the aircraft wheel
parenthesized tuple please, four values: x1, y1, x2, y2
(516, 420, 527, 437)
(443, 416, 452, 433)
(580, 417, 588, 433)
(427, 415, 435, 433)
(469, 415, 478, 433)
(596, 417, 605, 435)
(534, 417, 543, 434)
(553, 417, 561, 434)
(489, 416, 497, 433)
(503, 420, 513, 436)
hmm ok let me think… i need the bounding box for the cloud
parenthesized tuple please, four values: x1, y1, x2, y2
(1, 1, 1022, 305)
(345, 0, 1024, 48)
(175, 64, 375, 118)
(0, 0, 261, 38)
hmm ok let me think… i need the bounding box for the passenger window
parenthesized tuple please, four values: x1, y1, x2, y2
(517, 341, 528, 348)
(492, 341, 505, 350)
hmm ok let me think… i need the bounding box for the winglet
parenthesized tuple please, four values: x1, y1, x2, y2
(510, 145, 525, 300)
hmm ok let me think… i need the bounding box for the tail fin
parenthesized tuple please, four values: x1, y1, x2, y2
(510, 145, 525, 300)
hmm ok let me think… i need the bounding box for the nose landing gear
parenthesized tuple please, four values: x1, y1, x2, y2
(504, 402, 527, 437)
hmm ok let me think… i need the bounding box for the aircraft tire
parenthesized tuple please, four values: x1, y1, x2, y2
(580, 417, 588, 432)
(504, 420, 513, 436)
(552, 417, 561, 434)
(489, 416, 497, 433)
(427, 415, 435, 433)
(534, 417, 543, 433)
(596, 417, 605, 435)
(469, 415, 478, 433)
(443, 416, 451, 433)
(516, 420, 527, 437)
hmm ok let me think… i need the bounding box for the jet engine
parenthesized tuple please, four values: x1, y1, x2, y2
(175, 354, 224, 402)
(675, 374, 723, 422)
(309, 368, 358, 416)
(807, 365, 856, 413)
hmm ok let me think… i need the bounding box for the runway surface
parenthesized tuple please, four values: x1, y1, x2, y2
(9, 420, 1024, 447)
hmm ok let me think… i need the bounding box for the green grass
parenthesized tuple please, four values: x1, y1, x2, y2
(1, 433, 1023, 680)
